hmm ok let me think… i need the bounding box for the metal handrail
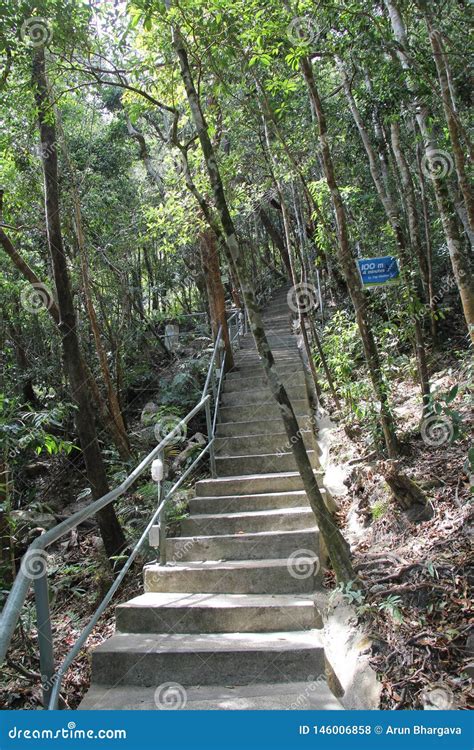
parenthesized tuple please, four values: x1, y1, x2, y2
(0, 312, 242, 709)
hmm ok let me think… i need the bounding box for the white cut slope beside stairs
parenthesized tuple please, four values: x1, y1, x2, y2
(79, 287, 343, 711)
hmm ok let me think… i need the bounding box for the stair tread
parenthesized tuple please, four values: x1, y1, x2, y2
(118, 592, 316, 609)
(199, 470, 321, 482)
(79, 680, 343, 710)
(182, 507, 313, 522)
(145, 557, 304, 571)
(216, 451, 316, 461)
(93, 629, 324, 654)
(191, 490, 308, 501)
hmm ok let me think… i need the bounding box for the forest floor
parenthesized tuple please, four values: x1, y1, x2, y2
(323, 347, 472, 710)
(0, 333, 472, 711)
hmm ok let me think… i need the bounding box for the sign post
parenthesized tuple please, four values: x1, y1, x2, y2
(357, 256, 400, 288)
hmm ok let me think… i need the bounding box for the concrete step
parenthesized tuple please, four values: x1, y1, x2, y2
(79, 680, 343, 710)
(221, 385, 306, 406)
(189, 489, 310, 514)
(264, 301, 292, 313)
(91, 630, 326, 687)
(215, 432, 313, 456)
(218, 400, 308, 423)
(115, 592, 320, 634)
(144, 558, 318, 594)
(215, 450, 319, 477)
(163, 529, 319, 562)
(225, 363, 300, 380)
(239, 338, 296, 350)
(180, 507, 316, 536)
(231, 357, 300, 372)
(231, 357, 300, 371)
(195, 471, 323, 497)
(223, 371, 305, 393)
(216, 416, 312, 438)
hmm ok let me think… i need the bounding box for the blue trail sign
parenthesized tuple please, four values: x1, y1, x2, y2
(357, 256, 400, 287)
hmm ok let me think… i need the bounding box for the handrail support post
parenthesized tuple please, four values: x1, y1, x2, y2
(205, 398, 216, 477)
(152, 450, 167, 566)
(34, 573, 55, 708)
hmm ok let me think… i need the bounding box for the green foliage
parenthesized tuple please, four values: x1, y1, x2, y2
(0, 395, 76, 462)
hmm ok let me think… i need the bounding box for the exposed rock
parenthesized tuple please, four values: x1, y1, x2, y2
(140, 402, 159, 427)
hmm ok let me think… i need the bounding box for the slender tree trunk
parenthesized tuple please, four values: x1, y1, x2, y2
(298, 54, 399, 456)
(32, 46, 125, 560)
(424, 15, 474, 231)
(389, 121, 430, 300)
(167, 10, 356, 583)
(415, 142, 437, 341)
(384, 0, 474, 343)
(258, 206, 293, 280)
(0, 460, 13, 587)
(307, 314, 341, 410)
(199, 230, 234, 371)
(5, 311, 39, 405)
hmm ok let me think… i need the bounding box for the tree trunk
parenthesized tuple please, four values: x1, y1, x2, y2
(389, 120, 430, 301)
(199, 230, 234, 371)
(258, 206, 293, 280)
(384, 0, 474, 343)
(298, 54, 399, 456)
(415, 142, 437, 341)
(167, 9, 357, 584)
(424, 15, 474, 231)
(32, 46, 125, 561)
(0, 460, 13, 587)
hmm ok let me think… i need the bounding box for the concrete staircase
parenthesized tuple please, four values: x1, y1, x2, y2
(79, 287, 342, 711)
